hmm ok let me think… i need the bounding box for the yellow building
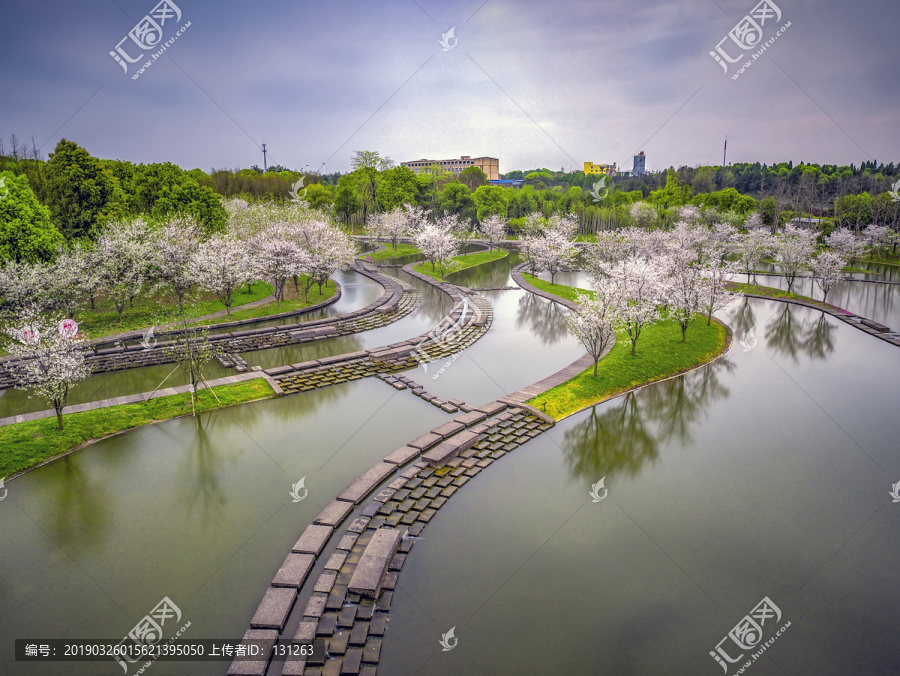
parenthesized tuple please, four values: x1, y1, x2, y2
(584, 161, 618, 176)
(402, 156, 500, 181)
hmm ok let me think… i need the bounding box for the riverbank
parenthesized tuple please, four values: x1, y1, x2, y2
(515, 270, 730, 420)
(0, 378, 275, 479)
(413, 249, 509, 280)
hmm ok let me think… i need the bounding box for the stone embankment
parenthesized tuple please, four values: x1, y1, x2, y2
(0, 262, 419, 390)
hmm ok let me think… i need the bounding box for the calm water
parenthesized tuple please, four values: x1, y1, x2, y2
(1, 254, 898, 676)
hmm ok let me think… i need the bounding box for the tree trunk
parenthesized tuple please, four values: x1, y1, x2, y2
(55, 404, 64, 430)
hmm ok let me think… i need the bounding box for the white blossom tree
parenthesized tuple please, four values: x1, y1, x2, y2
(733, 229, 773, 283)
(538, 228, 578, 285)
(602, 255, 662, 356)
(413, 216, 459, 277)
(297, 219, 357, 296)
(47, 245, 95, 317)
(809, 251, 846, 303)
(154, 217, 201, 314)
(662, 225, 706, 342)
(743, 212, 764, 230)
(94, 219, 154, 321)
(190, 236, 252, 314)
(0, 260, 49, 313)
(478, 215, 507, 251)
(567, 278, 623, 375)
(3, 308, 90, 429)
(863, 224, 891, 257)
(772, 225, 817, 293)
(630, 202, 657, 229)
(253, 223, 309, 308)
(699, 261, 737, 325)
(375, 207, 408, 251)
(825, 227, 866, 263)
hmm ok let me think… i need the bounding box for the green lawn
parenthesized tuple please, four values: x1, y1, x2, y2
(528, 318, 728, 420)
(359, 243, 421, 261)
(74, 281, 274, 339)
(725, 281, 847, 313)
(414, 249, 509, 280)
(0, 379, 275, 479)
(522, 273, 593, 303)
(195, 279, 337, 325)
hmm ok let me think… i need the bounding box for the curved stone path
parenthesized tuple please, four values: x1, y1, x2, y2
(0, 262, 419, 390)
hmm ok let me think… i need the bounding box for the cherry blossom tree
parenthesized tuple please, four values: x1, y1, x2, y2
(253, 223, 309, 308)
(374, 207, 408, 251)
(47, 245, 95, 318)
(825, 227, 865, 263)
(567, 278, 623, 375)
(733, 229, 773, 283)
(583, 231, 627, 272)
(478, 215, 507, 251)
(519, 234, 545, 276)
(809, 251, 846, 303)
(743, 212, 764, 230)
(413, 216, 459, 277)
(863, 224, 891, 257)
(0, 260, 49, 313)
(539, 228, 578, 284)
(662, 224, 707, 342)
(94, 219, 154, 321)
(190, 235, 252, 314)
(297, 219, 356, 295)
(602, 255, 662, 355)
(154, 217, 201, 313)
(699, 261, 737, 325)
(630, 202, 657, 229)
(772, 225, 817, 293)
(3, 308, 90, 429)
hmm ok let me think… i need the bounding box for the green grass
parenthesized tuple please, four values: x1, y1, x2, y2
(74, 281, 274, 339)
(414, 249, 509, 280)
(359, 243, 421, 261)
(528, 318, 728, 420)
(725, 281, 847, 313)
(522, 273, 593, 303)
(0, 379, 275, 479)
(195, 279, 337, 325)
(858, 254, 900, 267)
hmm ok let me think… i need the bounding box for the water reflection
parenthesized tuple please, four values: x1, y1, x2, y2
(175, 413, 238, 525)
(515, 292, 572, 345)
(561, 359, 733, 481)
(728, 297, 756, 342)
(42, 456, 111, 551)
(764, 304, 837, 363)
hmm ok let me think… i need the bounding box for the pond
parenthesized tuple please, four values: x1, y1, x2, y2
(1, 255, 898, 675)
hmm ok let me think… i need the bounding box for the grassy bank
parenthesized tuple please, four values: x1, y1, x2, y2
(522, 273, 593, 303)
(0, 379, 275, 479)
(414, 249, 509, 280)
(72, 281, 274, 340)
(528, 318, 729, 420)
(360, 243, 421, 261)
(725, 281, 847, 313)
(196, 279, 337, 325)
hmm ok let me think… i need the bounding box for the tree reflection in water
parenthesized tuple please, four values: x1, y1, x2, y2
(561, 357, 734, 482)
(43, 455, 111, 550)
(176, 412, 238, 525)
(515, 292, 572, 345)
(765, 304, 837, 363)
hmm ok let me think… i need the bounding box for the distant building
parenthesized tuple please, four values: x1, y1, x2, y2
(488, 179, 524, 188)
(402, 155, 500, 181)
(633, 151, 646, 176)
(584, 161, 617, 176)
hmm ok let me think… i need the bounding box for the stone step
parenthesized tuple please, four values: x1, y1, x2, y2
(348, 528, 403, 598)
(422, 430, 480, 468)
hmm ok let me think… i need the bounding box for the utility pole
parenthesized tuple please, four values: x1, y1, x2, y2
(262, 143, 268, 172)
(723, 138, 727, 166)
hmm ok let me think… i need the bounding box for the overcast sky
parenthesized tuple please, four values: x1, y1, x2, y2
(1, 0, 897, 176)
